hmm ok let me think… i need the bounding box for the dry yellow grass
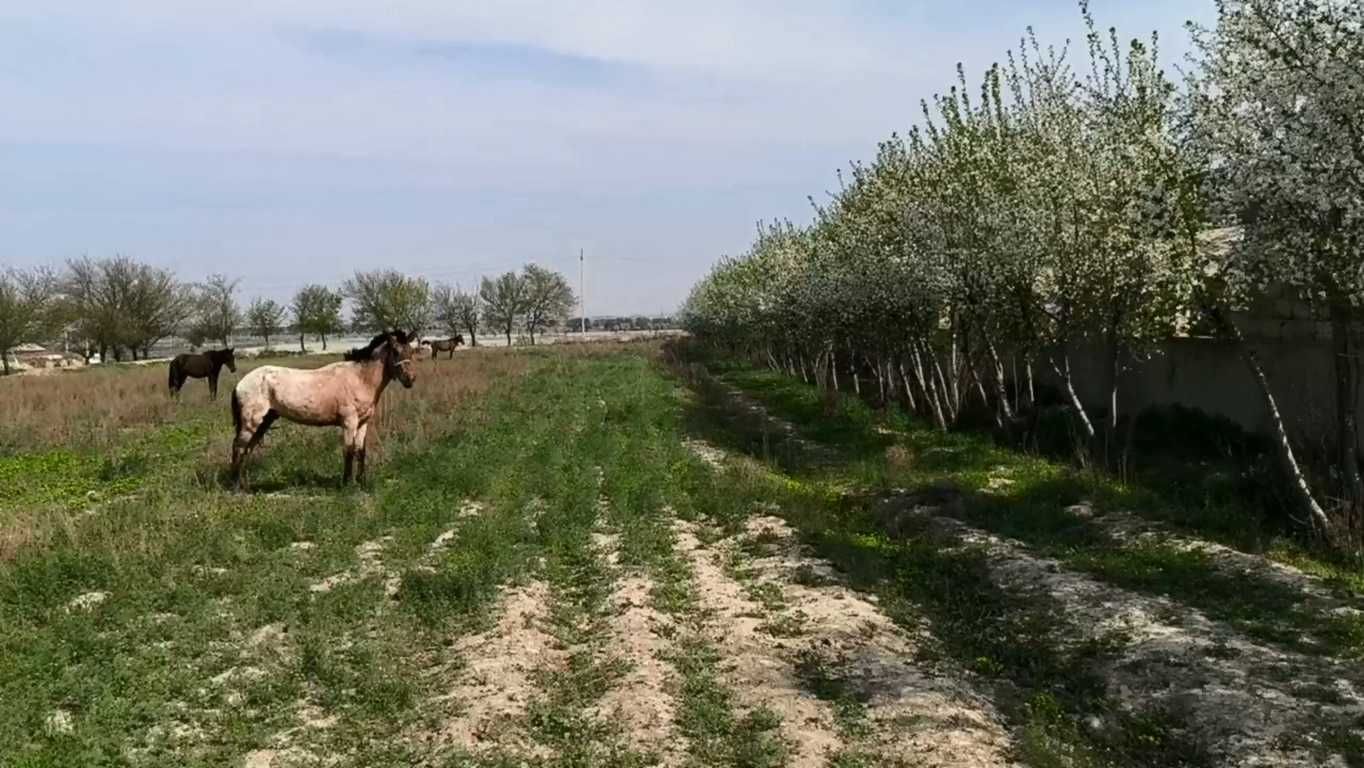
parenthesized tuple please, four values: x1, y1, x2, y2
(0, 342, 653, 455)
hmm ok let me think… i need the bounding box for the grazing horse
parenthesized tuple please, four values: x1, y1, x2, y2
(169, 348, 237, 400)
(229, 331, 419, 488)
(423, 334, 465, 360)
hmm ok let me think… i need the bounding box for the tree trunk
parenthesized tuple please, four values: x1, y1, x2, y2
(948, 326, 961, 411)
(322, 334, 328, 350)
(926, 343, 957, 424)
(1331, 300, 1363, 537)
(1, 352, 9, 375)
(469, 328, 478, 347)
(912, 345, 948, 431)
(1194, 303, 1333, 537)
(1106, 334, 1122, 433)
(299, 333, 306, 353)
(1049, 353, 1096, 441)
(985, 338, 1014, 421)
(898, 361, 918, 413)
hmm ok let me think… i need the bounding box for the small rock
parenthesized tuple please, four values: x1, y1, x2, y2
(1064, 502, 1095, 520)
(44, 709, 74, 735)
(65, 591, 110, 612)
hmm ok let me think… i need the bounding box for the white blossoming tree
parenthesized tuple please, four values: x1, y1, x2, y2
(1188, 0, 1364, 540)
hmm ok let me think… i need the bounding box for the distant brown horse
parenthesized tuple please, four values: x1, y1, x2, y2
(423, 334, 465, 360)
(169, 348, 236, 400)
(229, 331, 418, 488)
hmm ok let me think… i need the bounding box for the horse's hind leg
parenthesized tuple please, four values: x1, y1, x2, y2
(354, 422, 370, 483)
(341, 418, 361, 484)
(248, 411, 279, 451)
(232, 408, 274, 490)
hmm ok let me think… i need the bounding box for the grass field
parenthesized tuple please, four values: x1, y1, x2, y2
(3, 342, 1363, 767)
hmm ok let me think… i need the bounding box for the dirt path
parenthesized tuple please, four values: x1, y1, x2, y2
(693, 370, 1364, 766)
(674, 519, 845, 767)
(880, 499, 1364, 767)
(1089, 510, 1364, 615)
(736, 515, 1015, 767)
(428, 579, 563, 758)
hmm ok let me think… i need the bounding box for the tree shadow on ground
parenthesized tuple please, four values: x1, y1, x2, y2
(673, 354, 1364, 660)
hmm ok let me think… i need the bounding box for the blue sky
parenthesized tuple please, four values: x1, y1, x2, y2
(0, 1, 1214, 315)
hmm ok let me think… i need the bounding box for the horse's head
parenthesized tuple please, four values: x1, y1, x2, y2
(384, 331, 419, 389)
(453, 334, 465, 347)
(224, 348, 237, 373)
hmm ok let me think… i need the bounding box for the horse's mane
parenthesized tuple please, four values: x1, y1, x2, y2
(344, 330, 414, 362)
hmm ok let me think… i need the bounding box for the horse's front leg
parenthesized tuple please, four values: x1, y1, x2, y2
(209, 372, 219, 401)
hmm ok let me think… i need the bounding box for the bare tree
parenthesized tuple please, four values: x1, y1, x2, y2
(63, 257, 120, 362)
(342, 270, 431, 334)
(292, 284, 344, 351)
(433, 283, 481, 346)
(247, 298, 287, 349)
(124, 264, 192, 358)
(480, 272, 526, 346)
(190, 274, 242, 347)
(63, 255, 185, 362)
(522, 264, 575, 345)
(0, 267, 58, 375)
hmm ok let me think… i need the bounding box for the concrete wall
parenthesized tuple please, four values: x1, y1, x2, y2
(1056, 281, 1350, 445)
(1063, 336, 1342, 444)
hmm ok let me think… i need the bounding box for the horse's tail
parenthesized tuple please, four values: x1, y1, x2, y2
(168, 358, 178, 392)
(231, 387, 242, 434)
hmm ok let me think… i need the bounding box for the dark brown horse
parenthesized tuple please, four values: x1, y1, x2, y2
(423, 335, 465, 360)
(169, 348, 237, 399)
(230, 331, 418, 487)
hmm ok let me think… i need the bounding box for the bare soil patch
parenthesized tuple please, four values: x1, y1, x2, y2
(427, 580, 564, 758)
(674, 519, 843, 767)
(738, 515, 1016, 766)
(590, 574, 685, 766)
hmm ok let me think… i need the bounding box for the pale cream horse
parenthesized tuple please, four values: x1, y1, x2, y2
(229, 331, 420, 487)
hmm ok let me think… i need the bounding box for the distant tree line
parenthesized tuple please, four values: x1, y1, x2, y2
(0, 258, 583, 371)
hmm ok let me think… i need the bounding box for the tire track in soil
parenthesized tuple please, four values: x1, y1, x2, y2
(586, 526, 686, 767)
(674, 519, 845, 768)
(427, 579, 563, 760)
(737, 515, 1015, 767)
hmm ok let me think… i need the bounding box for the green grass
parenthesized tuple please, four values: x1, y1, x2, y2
(9, 342, 1361, 767)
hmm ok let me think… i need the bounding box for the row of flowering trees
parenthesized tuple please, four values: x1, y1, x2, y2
(681, 0, 1364, 545)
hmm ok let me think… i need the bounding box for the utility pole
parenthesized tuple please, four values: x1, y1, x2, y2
(579, 248, 586, 334)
